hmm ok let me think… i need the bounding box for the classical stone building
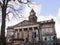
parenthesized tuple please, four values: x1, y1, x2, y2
(7, 9, 57, 45)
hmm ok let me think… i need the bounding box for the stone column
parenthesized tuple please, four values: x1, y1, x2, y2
(38, 26, 41, 41)
(27, 28, 29, 39)
(32, 27, 34, 32)
(17, 29, 19, 38)
(22, 28, 24, 38)
(32, 27, 34, 44)
(37, 26, 40, 41)
(18, 29, 19, 33)
(37, 26, 41, 45)
(15, 31, 18, 38)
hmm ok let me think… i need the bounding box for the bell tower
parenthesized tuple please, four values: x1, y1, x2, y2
(29, 9, 37, 22)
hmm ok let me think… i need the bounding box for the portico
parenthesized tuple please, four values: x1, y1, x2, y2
(14, 24, 40, 42)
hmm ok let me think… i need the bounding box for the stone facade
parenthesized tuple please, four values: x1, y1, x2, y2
(7, 9, 56, 45)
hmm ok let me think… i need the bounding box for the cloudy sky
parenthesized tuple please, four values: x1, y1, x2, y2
(0, 0, 60, 38)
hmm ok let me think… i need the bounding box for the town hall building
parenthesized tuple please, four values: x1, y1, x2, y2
(7, 9, 57, 45)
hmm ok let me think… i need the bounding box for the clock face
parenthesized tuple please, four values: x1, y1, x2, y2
(31, 12, 34, 15)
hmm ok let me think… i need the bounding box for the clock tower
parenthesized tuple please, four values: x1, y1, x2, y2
(29, 9, 37, 22)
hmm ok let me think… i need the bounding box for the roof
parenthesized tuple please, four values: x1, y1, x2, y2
(7, 19, 55, 30)
(40, 19, 55, 25)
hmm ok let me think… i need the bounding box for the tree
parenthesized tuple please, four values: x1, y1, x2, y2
(0, 0, 33, 45)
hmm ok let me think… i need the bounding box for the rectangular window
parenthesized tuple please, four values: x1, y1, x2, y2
(19, 29, 22, 32)
(24, 28, 27, 31)
(29, 27, 32, 31)
(41, 29, 45, 34)
(15, 29, 18, 32)
(34, 27, 38, 30)
(49, 28, 53, 33)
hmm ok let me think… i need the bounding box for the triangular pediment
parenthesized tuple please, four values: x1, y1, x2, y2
(14, 20, 36, 27)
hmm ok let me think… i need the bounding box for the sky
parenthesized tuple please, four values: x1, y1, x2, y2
(0, 0, 60, 38)
(33, 0, 60, 16)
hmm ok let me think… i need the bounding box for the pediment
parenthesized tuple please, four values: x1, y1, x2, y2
(14, 20, 35, 27)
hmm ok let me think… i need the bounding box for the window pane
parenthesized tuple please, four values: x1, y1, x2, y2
(15, 29, 18, 32)
(19, 29, 22, 32)
(24, 28, 27, 31)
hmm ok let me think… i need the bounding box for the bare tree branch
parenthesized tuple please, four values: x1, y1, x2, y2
(1, 0, 37, 21)
(6, 5, 23, 21)
(18, 0, 31, 4)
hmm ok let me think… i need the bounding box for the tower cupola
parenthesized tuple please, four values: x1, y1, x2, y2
(29, 9, 37, 22)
